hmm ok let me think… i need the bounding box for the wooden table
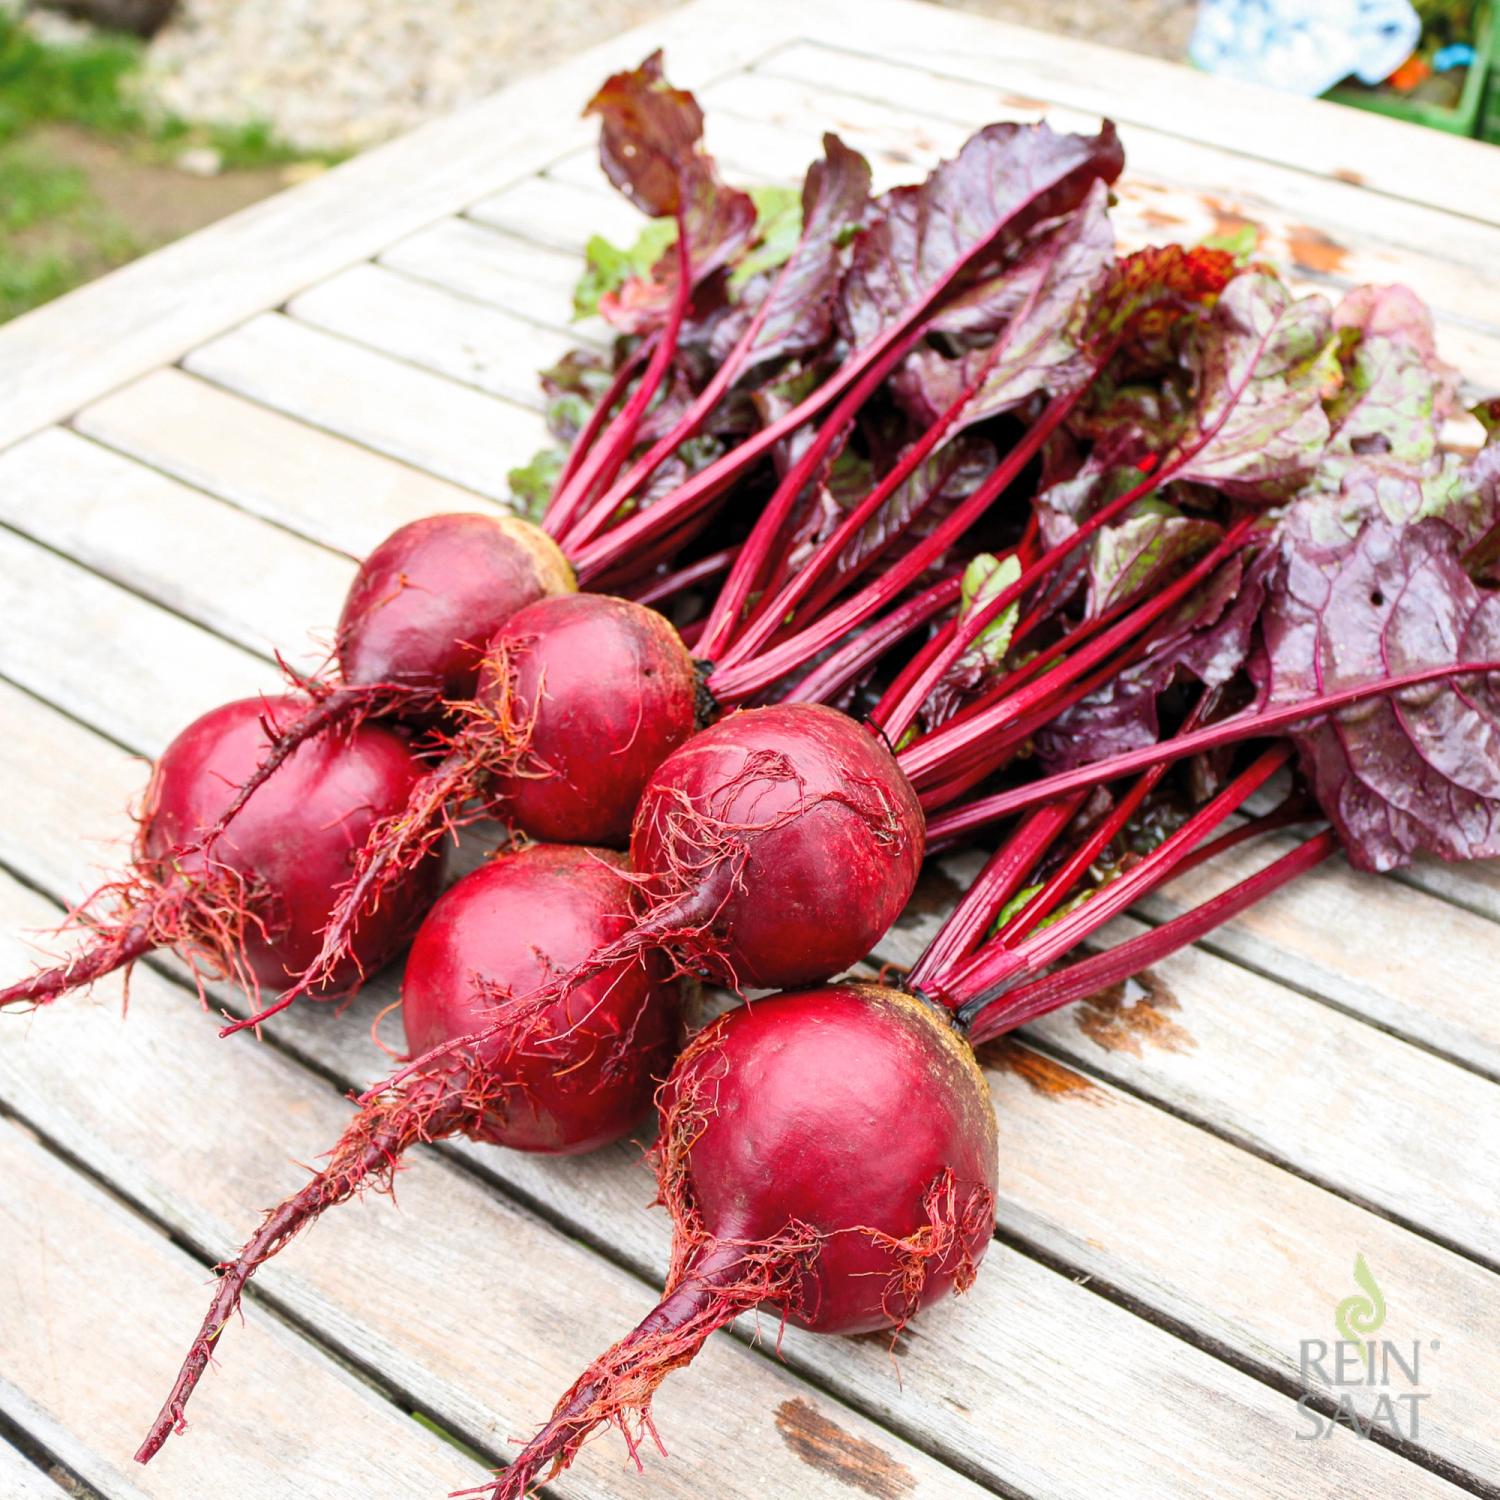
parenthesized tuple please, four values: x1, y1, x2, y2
(1, 2, 1498, 1495)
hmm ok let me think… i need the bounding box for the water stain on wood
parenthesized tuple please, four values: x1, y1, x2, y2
(1287, 225, 1349, 275)
(1201, 195, 1260, 243)
(1075, 971, 1194, 1057)
(979, 1037, 1100, 1101)
(774, 1398, 916, 1499)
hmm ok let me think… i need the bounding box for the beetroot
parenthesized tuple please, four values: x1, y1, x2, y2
(0, 696, 442, 1010)
(476, 982, 996, 1498)
(184, 512, 577, 854)
(337, 512, 576, 701)
(136, 842, 679, 1462)
(482, 592, 702, 846)
(628, 703, 925, 988)
(226, 592, 705, 1032)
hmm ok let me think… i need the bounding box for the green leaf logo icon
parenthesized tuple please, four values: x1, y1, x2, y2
(1334, 1254, 1386, 1361)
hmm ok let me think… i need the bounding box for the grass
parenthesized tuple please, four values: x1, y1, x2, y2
(0, 9, 341, 320)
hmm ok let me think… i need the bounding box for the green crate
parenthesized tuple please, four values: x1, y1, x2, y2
(1324, 0, 1493, 137)
(1482, 0, 1500, 140)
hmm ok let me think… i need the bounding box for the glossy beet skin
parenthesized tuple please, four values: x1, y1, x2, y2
(336, 512, 575, 700)
(484, 982, 997, 1499)
(402, 844, 679, 1154)
(630, 703, 926, 988)
(675, 983, 998, 1331)
(482, 592, 701, 846)
(145, 696, 443, 996)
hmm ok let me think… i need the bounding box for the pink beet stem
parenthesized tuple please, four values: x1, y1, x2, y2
(542, 337, 653, 539)
(568, 155, 1117, 584)
(924, 658, 1500, 845)
(704, 389, 1079, 704)
(962, 826, 1337, 1043)
(692, 321, 926, 662)
(935, 742, 1292, 1007)
(547, 230, 695, 532)
(907, 794, 1085, 991)
(779, 572, 964, 708)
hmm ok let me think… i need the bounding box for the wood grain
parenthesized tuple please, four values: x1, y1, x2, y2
(73, 368, 498, 558)
(0, 1116, 483, 1499)
(184, 314, 548, 502)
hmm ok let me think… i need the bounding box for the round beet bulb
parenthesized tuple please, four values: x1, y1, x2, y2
(337, 512, 575, 700)
(630, 702, 926, 987)
(0, 696, 442, 1011)
(482, 981, 998, 1498)
(483, 592, 702, 846)
(402, 844, 679, 1154)
(137, 843, 680, 1461)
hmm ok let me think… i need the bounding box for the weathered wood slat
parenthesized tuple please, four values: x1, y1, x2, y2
(0, 1116, 482, 1500)
(466, 173, 645, 256)
(1394, 856, 1500, 927)
(0, 1438, 63, 1500)
(288, 262, 584, 407)
(183, 314, 547, 501)
(0, 686, 1478, 1499)
(971, 918, 1499, 1264)
(0, 527, 273, 752)
(0, 428, 353, 661)
(1140, 836, 1500, 1080)
(377, 218, 611, 342)
(72, 368, 497, 559)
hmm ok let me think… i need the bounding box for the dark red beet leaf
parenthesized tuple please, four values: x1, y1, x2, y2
(1256, 497, 1500, 869)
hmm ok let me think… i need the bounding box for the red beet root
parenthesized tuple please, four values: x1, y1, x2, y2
(483, 592, 702, 846)
(0, 696, 442, 1011)
(193, 513, 576, 855)
(402, 844, 679, 1154)
(477, 982, 996, 1498)
(229, 593, 704, 1032)
(629, 702, 925, 988)
(338, 513, 576, 701)
(136, 843, 679, 1462)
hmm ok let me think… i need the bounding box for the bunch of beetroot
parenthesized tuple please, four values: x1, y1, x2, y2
(2, 48, 1496, 1499)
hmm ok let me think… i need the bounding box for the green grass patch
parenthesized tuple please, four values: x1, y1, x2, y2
(0, 141, 87, 229)
(0, 10, 146, 142)
(0, 9, 342, 321)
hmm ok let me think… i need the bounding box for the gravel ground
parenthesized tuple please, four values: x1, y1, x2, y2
(141, 0, 1199, 153)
